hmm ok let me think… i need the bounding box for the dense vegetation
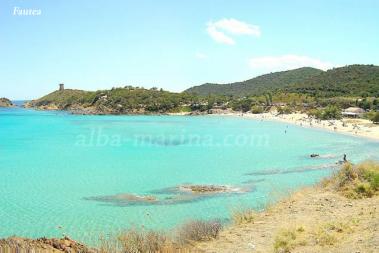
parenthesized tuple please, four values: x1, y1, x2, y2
(27, 65, 379, 117)
(186, 65, 379, 98)
(307, 105, 342, 120)
(286, 65, 379, 97)
(28, 87, 204, 114)
(324, 161, 379, 198)
(186, 67, 323, 97)
(371, 112, 379, 124)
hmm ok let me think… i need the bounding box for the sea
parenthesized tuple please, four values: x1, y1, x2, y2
(1, 106, 378, 244)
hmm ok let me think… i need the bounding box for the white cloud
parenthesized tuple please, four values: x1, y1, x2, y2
(207, 25, 235, 45)
(195, 52, 207, 60)
(207, 18, 260, 45)
(248, 55, 334, 72)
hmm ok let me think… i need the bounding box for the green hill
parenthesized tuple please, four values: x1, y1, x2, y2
(185, 67, 323, 97)
(285, 64, 379, 97)
(27, 64, 379, 114)
(186, 65, 379, 98)
(26, 87, 201, 114)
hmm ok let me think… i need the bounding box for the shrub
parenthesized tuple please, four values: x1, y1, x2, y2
(117, 229, 167, 253)
(325, 161, 379, 198)
(250, 105, 264, 114)
(357, 161, 379, 190)
(363, 111, 376, 120)
(277, 106, 293, 115)
(315, 229, 337, 246)
(370, 111, 379, 124)
(231, 98, 253, 112)
(175, 220, 222, 244)
(320, 105, 342, 120)
(231, 208, 256, 224)
(306, 108, 322, 118)
(354, 182, 374, 197)
(273, 228, 306, 253)
(309, 105, 342, 120)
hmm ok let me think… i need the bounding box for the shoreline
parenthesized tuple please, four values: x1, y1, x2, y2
(11, 106, 379, 141)
(208, 111, 379, 142)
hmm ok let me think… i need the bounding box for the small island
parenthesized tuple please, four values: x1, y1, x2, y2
(0, 98, 14, 107)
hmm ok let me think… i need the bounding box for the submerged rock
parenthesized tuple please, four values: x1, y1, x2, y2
(180, 184, 229, 193)
(84, 193, 158, 204)
(85, 184, 255, 206)
(245, 163, 338, 176)
(152, 184, 254, 195)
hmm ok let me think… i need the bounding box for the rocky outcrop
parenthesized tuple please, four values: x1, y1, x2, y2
(0, 236, 96, 253)
(0, 98, 13, 107)
(85, 184, 255, 206)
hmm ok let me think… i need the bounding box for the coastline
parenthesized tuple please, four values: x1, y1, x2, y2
(16, 105, 379, 141)
(208, 111, 379, 142)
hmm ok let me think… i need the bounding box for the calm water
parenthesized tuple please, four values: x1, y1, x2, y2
(1, 107, 379, 244)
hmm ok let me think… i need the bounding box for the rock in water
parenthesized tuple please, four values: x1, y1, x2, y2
(0, 98, 13, 107)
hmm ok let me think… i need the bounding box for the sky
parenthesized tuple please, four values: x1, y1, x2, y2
(1, 0, 379, 100)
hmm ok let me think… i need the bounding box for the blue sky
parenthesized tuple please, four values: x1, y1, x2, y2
(1, 0, 379, 99)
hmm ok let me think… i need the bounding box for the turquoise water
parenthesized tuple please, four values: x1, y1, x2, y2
(1, 107, 379, 244)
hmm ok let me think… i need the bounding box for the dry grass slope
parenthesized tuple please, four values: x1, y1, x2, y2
(195, 161, 379, 253)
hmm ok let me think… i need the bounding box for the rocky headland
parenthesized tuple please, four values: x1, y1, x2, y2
(0, 98, 14, 107)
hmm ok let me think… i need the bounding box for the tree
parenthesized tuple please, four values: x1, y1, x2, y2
(371, 112, 379, 124)
(264, 93, 272, 106)
(206, 96, 215, 112)
(251, 105, 264, 114)
(240, 98, 252, 112)
(277, 106, 293, 115)
(320, 105, 342, 120)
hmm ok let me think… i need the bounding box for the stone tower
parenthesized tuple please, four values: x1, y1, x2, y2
(59, 83, 64, 91)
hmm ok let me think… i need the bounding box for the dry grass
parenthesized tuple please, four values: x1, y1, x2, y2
(98, 229, 168, 253)
(314, 222, 353, 247)
(175, 220, 222, 245)
(323, 161, 379, 198)
(273, 221, 355, 252)
(117, 229, 167, 253)
(231, 208, 257, 225)
(98, 220, 222, 253)
(273, 227, 307, 253)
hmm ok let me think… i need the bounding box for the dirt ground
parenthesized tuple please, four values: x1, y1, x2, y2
(194, 187, 378, 253)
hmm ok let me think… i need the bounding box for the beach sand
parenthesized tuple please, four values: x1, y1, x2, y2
(210, 111, 379, 141)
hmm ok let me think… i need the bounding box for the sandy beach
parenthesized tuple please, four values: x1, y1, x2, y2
(209, 111, 379, 141)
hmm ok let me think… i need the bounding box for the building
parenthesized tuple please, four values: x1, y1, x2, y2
(59, 83, 64, 91)
(342, 107, 365, 118)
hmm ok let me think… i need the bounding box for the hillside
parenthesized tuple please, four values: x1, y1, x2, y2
(286, 64, 379, 97)
(0, 98, 13, 107)
(26, 87, 199, 114)
(185, 67, 323, 97)
(186, 65, 379, 98)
